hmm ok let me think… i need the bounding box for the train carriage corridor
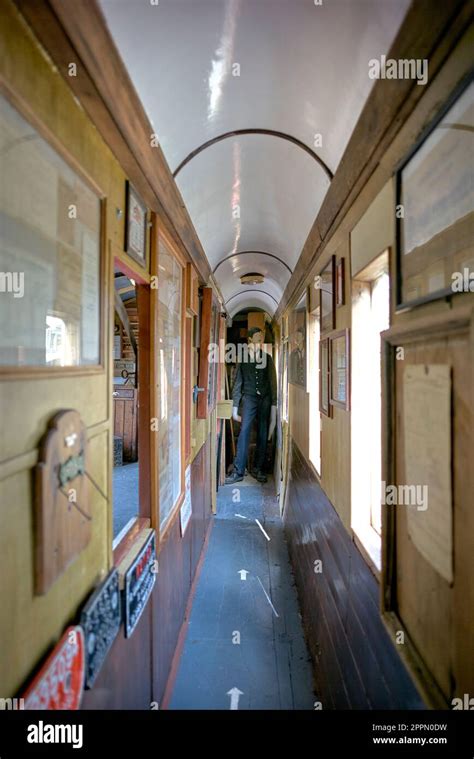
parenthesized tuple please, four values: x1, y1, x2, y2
(0, 0, 473, 746)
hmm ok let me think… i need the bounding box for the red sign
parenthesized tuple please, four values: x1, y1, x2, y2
(22, 626, 85, 709)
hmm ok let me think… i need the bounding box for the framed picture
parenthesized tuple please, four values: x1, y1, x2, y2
(124, 180, 147, 268)
(280, 338, 289, 422)
(0, 91, 103, 371)
(329, 329, 350, 410)
(197, 287, 219, 418)
(319, 255, 336, 334)
(289, 292, 307, 388)
(319, 338, 331, 417)
(336, 258, 345, 307)
(396, 76, 474, 309)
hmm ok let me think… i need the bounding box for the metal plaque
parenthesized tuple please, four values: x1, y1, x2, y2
(80, 569, 121, 689)
(123, 532, 156, 638)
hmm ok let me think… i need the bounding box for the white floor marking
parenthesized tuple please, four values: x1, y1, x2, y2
(255, 518, 270, 541)
(227, 687, 243, 710)
(256, 575, 279, 618)
(238, 569, 249, 580)
(235, 513, 248, 519)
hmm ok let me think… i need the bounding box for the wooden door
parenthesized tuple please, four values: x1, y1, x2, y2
(113, 386, 138, 462)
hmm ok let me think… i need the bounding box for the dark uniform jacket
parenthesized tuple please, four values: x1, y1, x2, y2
(232, 350, 277, 407)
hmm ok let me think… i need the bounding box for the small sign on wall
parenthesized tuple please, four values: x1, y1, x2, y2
(80, 569, 121, 689)
(22, 626, 85, 709)
(180, 465, 192, 536)
(35, 410, 92, 595)
(122, 531, 157, 638)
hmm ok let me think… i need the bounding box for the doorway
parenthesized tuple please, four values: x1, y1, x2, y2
(112, 266, 151, 547)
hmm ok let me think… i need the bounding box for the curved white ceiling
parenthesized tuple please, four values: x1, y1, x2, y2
(215, 252, 291, 306)
(176, 134, 330, 273)
(100, 0, 410, 315)
(227, 291, 277, 319)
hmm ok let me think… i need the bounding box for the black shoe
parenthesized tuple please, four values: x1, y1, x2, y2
(249, 467, 258, 479)
(256, 470, 267, 483)
(225, 470, 244, 485)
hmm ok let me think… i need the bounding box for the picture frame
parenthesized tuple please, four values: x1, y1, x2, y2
(336, 258, 345, 307)
(319, 338, 331, 417)
(329, 328, 350, 410)
(197, 287, 219, 418)
(319, 255, 336, 334)
(124, 180, 147, 268)
(280, 337, 289, 423)
(288, 292, 307, 389)
(395, 76, 474, 310)
(0, 89, 104, 372)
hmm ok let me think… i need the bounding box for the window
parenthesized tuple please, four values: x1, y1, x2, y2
(0, 93, 101, 368)
(351, 251, 390, 571)
(308, 309, 321, 473)
(157, 236, 184, 529)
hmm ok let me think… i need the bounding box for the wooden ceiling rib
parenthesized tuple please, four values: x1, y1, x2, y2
(172, 129, 334, 181)
(14, 0, 212, 284)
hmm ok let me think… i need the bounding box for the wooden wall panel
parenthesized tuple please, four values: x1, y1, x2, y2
(81, 600, 153, 710)
(82, 436, 213, 709)
(190, 439, 212, 579)
(284, 440, 424, 709)
(320, 407, 351, 531)
(151, 436, 212, 705)
(0, 0, 120, 698)
(0, 431, 109, 697)
(394, 328, 473, 701)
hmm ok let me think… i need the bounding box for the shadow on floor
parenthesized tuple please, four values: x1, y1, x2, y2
(169, 474, 315, 710)
(113, 461, 139, 539)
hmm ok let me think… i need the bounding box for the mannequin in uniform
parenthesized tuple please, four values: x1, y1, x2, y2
(225, 327, 277, 484)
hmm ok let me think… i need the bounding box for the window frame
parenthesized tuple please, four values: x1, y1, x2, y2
(153, 222, 187, 544)
(0, 81, 107, 379)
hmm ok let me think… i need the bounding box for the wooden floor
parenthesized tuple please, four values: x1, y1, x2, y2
(285, 441, 426, 710)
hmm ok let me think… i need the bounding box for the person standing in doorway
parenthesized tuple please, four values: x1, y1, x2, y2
(225, 327, 277, 484)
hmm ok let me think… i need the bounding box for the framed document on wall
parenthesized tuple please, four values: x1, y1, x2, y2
(336, 258, 345, 307)
(329, 328, 350, 410)
(396, 77, 474, 309)
(197, 287, 220, 419)
(319, 338, 331, 417)
(288, 292, 307, 389)
(0, 91, 102, 370)
(124, 180, 147, 268)
(320, 255, 336, 334)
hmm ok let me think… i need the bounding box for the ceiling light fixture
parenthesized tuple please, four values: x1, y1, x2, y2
(240, 272, 264, 285)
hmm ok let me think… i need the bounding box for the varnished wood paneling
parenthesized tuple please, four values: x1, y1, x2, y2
(81, 597, 152, 710)
(0, 0, 127, 699)
(394, 328, 473, 700)
(151, 436, 212, 705)
(0, 432, 109, 697)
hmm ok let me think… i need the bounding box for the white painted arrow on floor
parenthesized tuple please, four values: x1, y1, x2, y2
(227, 687, 243, 710)
(238, 569, 249, 580)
